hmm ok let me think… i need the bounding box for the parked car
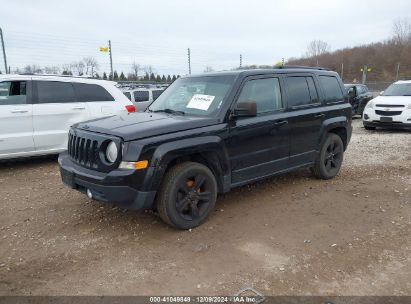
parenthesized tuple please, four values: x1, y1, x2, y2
(363, 80, 411, 130)
(122, 87, 165, 111)
(0, 75, 135, 160)
(344, 84, 373, 116)
(59, 67, 352, 229)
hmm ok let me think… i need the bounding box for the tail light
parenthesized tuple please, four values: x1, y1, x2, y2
(125, 105, 136, 113)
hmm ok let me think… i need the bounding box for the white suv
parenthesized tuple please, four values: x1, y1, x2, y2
(122, 87, 165, 111)
(0, 75, 135, 160)
(363, 80, 411, 130)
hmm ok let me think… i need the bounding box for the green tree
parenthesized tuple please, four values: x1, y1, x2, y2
(113, 71, 119, 80)
(172, 75, 177, 82)
(156, 75, 161, 82)
(103, 72, 107, 80)
(120, 72, 126, 80)
(161, 74, 166, 82)
(166, 75, 172, 82)
(143, 72, 149, 81)
(150, 73, 156, 81)
(177, 75, 181, 78)
(95, 73, 100, 79)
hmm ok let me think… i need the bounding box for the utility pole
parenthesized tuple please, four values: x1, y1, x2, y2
(108, 40, 113, 80)
(396, 62, 400, 81)
(341, 63, 344, 82)
(282, 58, 285, 67)
(187, 48, 191, 75)
(361, 65, 367, 84)
(0, 27, 8, 74)
(240, 54, 242, 68)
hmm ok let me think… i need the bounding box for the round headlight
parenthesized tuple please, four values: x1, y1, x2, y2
(106, 141, 118, 163)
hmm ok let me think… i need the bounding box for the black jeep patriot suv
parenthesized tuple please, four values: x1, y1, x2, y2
(59, 67, 352, 229)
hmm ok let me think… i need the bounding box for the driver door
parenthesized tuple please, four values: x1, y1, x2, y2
(226, 75, 290, 186)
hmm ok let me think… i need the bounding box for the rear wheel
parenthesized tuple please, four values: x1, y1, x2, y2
(156, 162, 217, 229)
(312, 133, 344, 180)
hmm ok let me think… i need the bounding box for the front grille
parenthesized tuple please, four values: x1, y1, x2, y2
(375, 110, 402, 116)
(68, 133, 99, 169)
(375, 104, 404, 108)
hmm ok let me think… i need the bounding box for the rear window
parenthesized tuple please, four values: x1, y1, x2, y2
(73, 83, 113, 102)
(319, 76, 344, 103)
(133, 90, 149, 102)
(152, 90, 164, 101)
(37, 81, 75, 104)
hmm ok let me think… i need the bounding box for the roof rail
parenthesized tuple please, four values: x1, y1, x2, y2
(276, 65, 330, 71)
(18, 73, 94, 79)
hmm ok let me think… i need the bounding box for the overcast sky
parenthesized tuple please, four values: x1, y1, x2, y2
(1, 0, 410, 75)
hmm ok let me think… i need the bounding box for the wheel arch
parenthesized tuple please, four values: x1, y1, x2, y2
(147, 136, 231, 193)
(320, 117, 350, 150)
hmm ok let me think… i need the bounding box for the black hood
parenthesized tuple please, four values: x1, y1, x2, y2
(75, 112, 219, 141)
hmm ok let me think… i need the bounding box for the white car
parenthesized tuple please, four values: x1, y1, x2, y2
(0, 74, 135, 160)
(363, 80, 411, 130)
(122, 87, 165, 111)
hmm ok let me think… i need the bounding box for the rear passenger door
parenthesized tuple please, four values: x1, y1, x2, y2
(284, 74, 324, 166)
(0, 80, 35, 156)
(75, 83, 117, 118)
(32, 81, 90, 152)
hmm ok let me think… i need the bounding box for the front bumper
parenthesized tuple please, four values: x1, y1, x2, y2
(363, 107, 411, 129)
(58, 153, 156, 210)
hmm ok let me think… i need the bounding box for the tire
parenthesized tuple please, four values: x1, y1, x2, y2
(156, 161, 217, 229)
(364, 124, 376, 130)
(312, 133, 344, 180)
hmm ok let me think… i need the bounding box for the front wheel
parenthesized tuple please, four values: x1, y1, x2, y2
(156, 162, 217, 229)
(312, 133, 344, 180)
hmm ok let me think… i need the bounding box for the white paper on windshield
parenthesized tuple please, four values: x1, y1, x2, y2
(187, 94, 215, 111)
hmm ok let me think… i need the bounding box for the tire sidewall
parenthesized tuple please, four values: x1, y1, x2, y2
(164, 163, 217, 229)
(318, 134, 344, 179)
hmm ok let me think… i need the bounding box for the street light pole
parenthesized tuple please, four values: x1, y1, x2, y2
(0, 27, 8, 74)
(109, 40, 113, 80)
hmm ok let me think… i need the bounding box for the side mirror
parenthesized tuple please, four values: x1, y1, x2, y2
(380, 91, 384, 95)
(233, 101, 257, 117)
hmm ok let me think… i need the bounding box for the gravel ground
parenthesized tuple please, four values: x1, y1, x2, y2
(0, 119, 410, 296)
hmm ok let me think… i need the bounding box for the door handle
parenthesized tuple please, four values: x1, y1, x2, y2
(273, 120, 288, 126)
(314, 113, 325, 118)
(72, 106, 86, 110)
(11, 109, 28, 113)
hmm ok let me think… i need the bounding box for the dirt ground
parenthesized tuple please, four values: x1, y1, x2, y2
(0, 119, 410, 296)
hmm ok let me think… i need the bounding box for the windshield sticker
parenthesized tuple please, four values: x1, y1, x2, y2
(187, 94, 215, 111)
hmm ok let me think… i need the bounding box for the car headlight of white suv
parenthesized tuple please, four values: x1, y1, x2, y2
(365, 101, 375, 109)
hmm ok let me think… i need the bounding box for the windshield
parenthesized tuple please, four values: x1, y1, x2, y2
(383, 83, 411, 96)
(148, 75, 235, 116)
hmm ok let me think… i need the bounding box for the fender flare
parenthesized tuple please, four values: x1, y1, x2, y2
(144, 136, 231, 192)
(318, 116, 350, 149)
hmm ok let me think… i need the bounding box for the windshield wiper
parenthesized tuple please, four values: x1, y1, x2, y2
(153, 109, 185, 115)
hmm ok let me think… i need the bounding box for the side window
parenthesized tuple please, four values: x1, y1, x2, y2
(73, 83, 113, 102)
(123, 92, 132, 100)
(152, 90, 164, 101)
(133, 90, 149, 102)
(0, 81, 27, 105)
(319, 76, 344, 103)
(237, 77, 282, 114)
(306, 77, 319, 103)
(37, 81, 75, 104)
(286, 77, 312, 107)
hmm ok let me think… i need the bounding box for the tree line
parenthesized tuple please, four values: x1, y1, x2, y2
(10, 59, 179, 83)
(287, 18, 411, 82)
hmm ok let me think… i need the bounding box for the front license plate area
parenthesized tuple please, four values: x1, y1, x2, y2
(380, 116, 393, 122)
(61, 170, 75, 188)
